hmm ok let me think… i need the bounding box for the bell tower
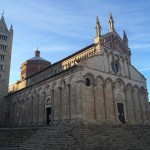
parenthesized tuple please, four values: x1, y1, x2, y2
(0, 14, 13, 124)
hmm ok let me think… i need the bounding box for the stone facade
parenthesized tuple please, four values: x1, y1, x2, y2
(2, 14, 150, 127)
(0, 15, 13, 125)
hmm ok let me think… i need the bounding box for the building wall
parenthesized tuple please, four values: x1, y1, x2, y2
(3, 52, 150, 127)
(3, 15, 150, 127)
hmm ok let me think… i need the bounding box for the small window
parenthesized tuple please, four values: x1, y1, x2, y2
(0, 65, 3, 70)
(86, 78, 91, 87)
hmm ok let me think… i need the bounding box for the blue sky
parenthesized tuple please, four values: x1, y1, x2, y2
(1, 0, 150, 99)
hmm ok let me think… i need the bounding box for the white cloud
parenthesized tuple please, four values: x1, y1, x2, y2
(130, 44, 150, 50)
(139, 68, 150, 72)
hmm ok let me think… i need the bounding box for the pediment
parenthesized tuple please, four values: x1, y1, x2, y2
(101, 31, 130, 55)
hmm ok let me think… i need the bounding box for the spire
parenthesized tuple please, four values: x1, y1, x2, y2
(96, 16, 102, 36)
(10, 24, 13, 30)
(9, 24, 13, 33)
(94, 16, 102, 44)
(108, 12, 115, 32)
(0, 14, 8, 31)
(123, 30, 128, 47)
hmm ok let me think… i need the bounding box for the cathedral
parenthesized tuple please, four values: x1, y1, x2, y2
(0, 13, 150, 127)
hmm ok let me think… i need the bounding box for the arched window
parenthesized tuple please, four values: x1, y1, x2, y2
(111, 61, 119, 74)
(86, 78, 91, 87)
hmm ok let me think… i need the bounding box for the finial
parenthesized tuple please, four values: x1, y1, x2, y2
(108, 12, 115, 32)
(123, 30, 128, 47)
(96, 16, 99, 24)
(109, 11, 112, 18)
(123, 30, 127, 38)
(95, 16, 101, 36)
(10, 24, 13, 30)
(9, 24, 13, 32)
(94, 16, 102, 44)
(1, 10, 4, 17)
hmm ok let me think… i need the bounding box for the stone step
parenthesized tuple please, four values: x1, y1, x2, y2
(0, 124, 150, 149)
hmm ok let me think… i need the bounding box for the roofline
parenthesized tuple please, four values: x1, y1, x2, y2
(6, 65, 83, 97)
(131, 65, 146, 80)
(25, 43, 95, 79)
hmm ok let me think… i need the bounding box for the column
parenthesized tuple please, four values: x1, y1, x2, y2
(58, 87, 62, 121)
(31, 97, 34, 125)
(66, 84, 71, 121)
(106, 53, 110, 73)
(120, 57, 124, 76)
(51, 89, 54, 122)
(131, 89, 136, 122)
(127, 61, 131, 78)
(112, 84, 117, 122)
(102, 83, 107, 121)
(76, 80, 84, 122)
(37, 94, 39, 124)
(93, 81, 97, 121)
(42, 92, 46, 124)
(145, 91, 149, 121)
(124, 59, 129, 78)
(122, 58, 126, 77)
(108, 55, 112, 73)
(124, 88, 129, 123)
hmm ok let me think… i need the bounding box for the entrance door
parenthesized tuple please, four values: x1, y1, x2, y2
(46, 107, 51, 125)
(117, 103, 125, 124)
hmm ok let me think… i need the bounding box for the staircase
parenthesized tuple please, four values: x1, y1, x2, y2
(64, 124, 150, 150)
(0, 127, 38, 150)
(20, 124, 72, 150)
(0, 124, 150, 150)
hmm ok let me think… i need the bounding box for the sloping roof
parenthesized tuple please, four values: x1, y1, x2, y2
(28, 56, 49, 62)
(26, 43, 95, 79)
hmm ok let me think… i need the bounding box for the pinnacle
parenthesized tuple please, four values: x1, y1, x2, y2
(96, 16, 99, 23)
(0, 14, 8, 31)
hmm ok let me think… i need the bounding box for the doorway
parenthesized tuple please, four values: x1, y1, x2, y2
(117, 103, 125, 124)
(46, 107, 51, 125)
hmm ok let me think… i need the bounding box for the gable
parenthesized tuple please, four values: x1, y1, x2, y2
(101, 31, 130, 55)
(130, 65, 146, 83)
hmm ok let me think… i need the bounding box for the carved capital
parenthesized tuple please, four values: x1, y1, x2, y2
(51, 89, 54, 93)
(66, 84, 70, 88)
(76, 80, 85, 84)
(58, 86, 61, 90)
(102, 83, 106, 88)
(93, 79, 97, 86)
(131, 89, 135, 93)
(112, 84, 116, 90)
(123, 88, 127, 92)
(42, 92, 46, 97)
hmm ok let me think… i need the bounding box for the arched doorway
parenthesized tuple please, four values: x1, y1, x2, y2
(117, 103, 125, 124)
(45, 97, 52, 125)
(115, 88, 126, 124)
